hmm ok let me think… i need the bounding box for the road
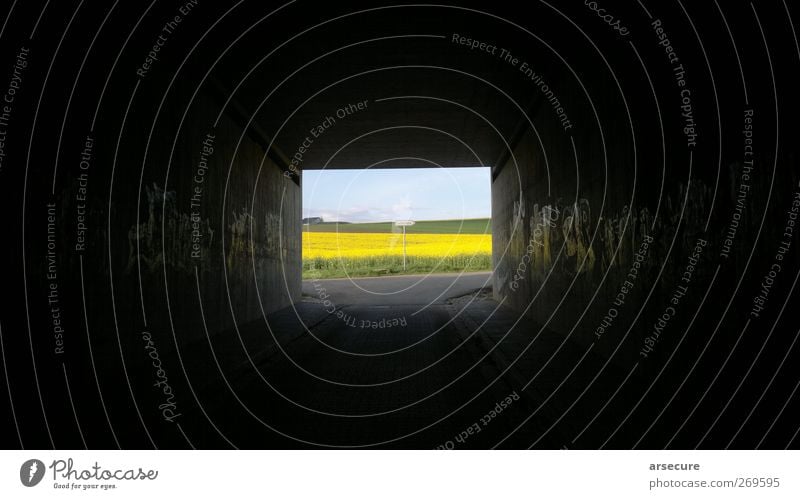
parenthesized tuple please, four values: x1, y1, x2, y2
(301, 271, 494, 306)
(180, 272, 561, 448)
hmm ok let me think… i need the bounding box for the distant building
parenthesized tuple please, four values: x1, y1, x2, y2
(302, 217, 323, 225)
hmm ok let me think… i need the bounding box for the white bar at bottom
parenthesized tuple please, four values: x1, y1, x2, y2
(1, 450, 797, 498)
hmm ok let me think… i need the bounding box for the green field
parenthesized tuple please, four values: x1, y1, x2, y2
(304, 218, 491, 234)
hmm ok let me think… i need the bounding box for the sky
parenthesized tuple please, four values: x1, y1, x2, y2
(302, 167, 491, 223)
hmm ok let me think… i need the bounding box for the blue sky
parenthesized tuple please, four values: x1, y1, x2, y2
(302, 167, 491, 222)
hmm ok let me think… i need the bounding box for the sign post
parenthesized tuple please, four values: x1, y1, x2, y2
(394, 220, 415, 271)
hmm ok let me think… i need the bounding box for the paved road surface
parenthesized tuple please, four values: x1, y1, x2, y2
(302, 271, 494, 306)
(176, 272, 563, 448)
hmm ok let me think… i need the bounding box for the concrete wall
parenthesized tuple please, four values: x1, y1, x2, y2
(68, 82, 302, 356)
(139, 89, 302, 349)
(490, 43, 797, 365)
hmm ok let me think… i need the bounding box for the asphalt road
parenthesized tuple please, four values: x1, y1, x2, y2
(181, 271, 561, 448)
(301, 271, 494, 306)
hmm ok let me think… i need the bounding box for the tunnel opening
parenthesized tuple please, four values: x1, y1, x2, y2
(300, 166, 492, 281)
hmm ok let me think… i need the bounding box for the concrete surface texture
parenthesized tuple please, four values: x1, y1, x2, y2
(3, 1, 799, 450)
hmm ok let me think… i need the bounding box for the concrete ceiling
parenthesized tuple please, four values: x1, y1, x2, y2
(212, 4, 546, 170)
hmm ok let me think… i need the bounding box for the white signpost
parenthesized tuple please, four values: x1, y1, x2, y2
(394, 220, 415, 270)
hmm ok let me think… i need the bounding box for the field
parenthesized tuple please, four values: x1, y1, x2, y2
(302, 219, 492, 278)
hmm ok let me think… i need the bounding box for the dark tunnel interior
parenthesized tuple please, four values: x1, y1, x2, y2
(1, 0, 799, 450)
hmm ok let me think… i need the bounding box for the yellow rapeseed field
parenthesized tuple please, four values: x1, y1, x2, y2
(303, 232, 491, 258)
(302, 232, 492, 277)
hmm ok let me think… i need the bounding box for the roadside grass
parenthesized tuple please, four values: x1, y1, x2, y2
(303, 254, 492, 279)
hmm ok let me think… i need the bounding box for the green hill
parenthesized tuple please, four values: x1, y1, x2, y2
(304, 218, 491, 234)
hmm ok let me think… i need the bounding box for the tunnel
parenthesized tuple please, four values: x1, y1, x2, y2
(2, 1, 800, 450)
